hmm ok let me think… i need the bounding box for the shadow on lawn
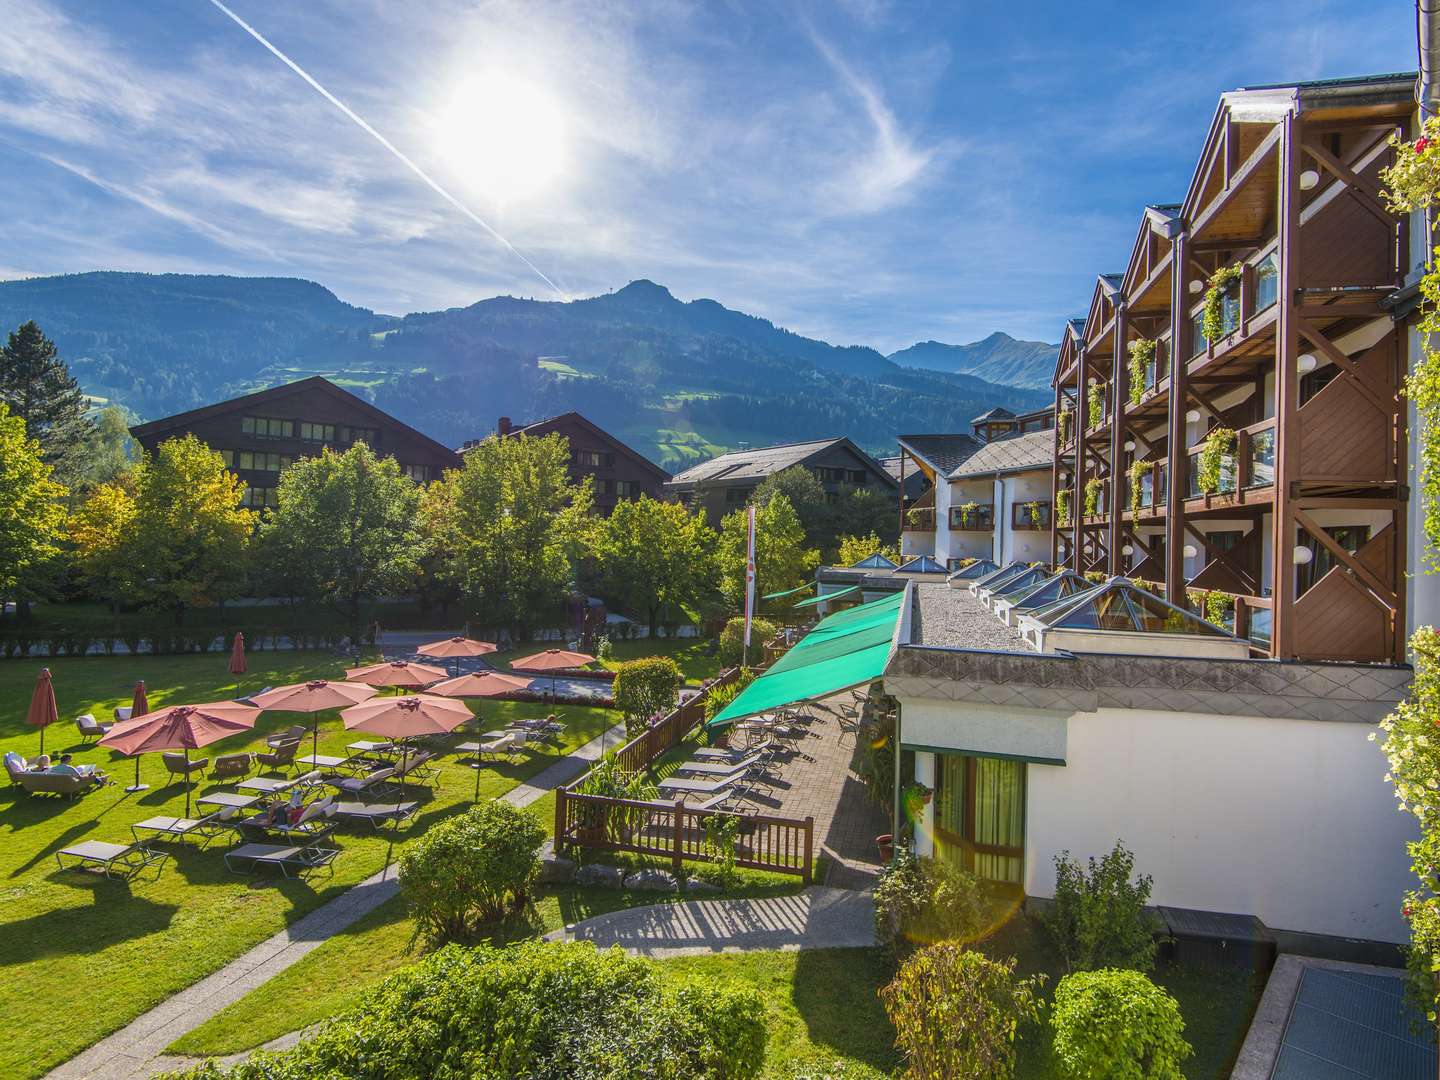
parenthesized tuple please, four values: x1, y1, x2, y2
(0, 889, 180, 964)
(789, 947, 899, 1073)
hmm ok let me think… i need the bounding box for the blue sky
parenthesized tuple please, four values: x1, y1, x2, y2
(0, 0, 1416, 353)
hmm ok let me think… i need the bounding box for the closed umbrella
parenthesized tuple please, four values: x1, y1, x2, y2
(229, 633, 246, 696)
(26, 668, 58, 757)
(340, 693, 473, 784)
(345, 659, 448, 693)
(428, 671, 531, 801)
(102, 701, 259, 816)
(417, 635, 498, 677)
(251, 680, 379, 761)
(512, 648, 596, 699)
(125, 681, 150, 792)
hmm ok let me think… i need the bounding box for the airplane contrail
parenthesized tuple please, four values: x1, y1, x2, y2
(204, 0, 568, 300)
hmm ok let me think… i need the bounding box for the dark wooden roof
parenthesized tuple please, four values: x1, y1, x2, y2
(501, 411, 670, 482)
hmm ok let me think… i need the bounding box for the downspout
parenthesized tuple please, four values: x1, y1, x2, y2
(1420, 0, 1440, 120)
(994, 471, 1006, 563)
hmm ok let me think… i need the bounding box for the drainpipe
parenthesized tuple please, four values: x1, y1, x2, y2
(1420, 0, 1440, 120)
(994, 472, 1006, 563)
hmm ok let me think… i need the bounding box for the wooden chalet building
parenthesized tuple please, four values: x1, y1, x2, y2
(130, 376, 461, 509)
(469, 413, 671, 515)
(1051, 73, 1415, 664)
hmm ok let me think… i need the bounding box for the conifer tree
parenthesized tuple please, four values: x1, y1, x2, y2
(0, 321, 93, 482)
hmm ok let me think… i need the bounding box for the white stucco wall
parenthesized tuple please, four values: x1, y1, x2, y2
(1024, 707, 1414, 943)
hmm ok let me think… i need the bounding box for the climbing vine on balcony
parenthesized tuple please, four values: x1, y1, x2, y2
(1201, 264, 1243, 344)
(1083, 477, 1104, 518)
(1127, 459, 1149, 511)
(1126, 339, 1156, 405)
(956, 501, 980, 530)
(1055, 488, 1071, 528)
(1057, 405, 1073, 444)
(1195, 427, 1235, 495)
(1086, 382, 1107, 426)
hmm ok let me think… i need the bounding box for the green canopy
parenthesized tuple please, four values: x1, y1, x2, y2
(790, 585, 860, 609)
(707, 591, 903, 730)
(762, 581, 817, 600)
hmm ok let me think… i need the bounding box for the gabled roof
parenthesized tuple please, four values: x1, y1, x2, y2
(897, 433, 983, 477)
(947, 558, 999, 582)
(666, 436, 898, 490)
(849, 553, 899, 570)
(947, 429, 1052, 480)
(1001, 570, 1093, 612)
(970, 406, 1015, 424)
(1099, 273, 1125, 292)
(497, 411, 670, 482)
(895, 554, 948, 575)
(129, 376, 459, 463)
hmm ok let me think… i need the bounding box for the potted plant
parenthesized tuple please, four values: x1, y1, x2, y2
(901, 782, 933, 823)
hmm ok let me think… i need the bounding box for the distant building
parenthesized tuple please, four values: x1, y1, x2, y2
(129, 376, 460, 509)
(898, 405, 1055, 569)
(467, 413, 670, 515)
(665, 437, 899, 521)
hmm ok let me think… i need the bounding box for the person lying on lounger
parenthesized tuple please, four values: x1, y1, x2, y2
(254, 788, 306, 827)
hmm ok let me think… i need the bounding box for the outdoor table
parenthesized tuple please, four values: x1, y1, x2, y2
(196, 791, 261, 811)
(346, 740, 399, 762)
(297, 753, 351, 772)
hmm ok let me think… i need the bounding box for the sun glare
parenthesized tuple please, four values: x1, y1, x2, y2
(434, 74, 568, 204)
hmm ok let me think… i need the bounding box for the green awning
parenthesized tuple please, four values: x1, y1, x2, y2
(707, 591, 903, 730)
(762, 581, 817, 600)
(790, 585, 859, 609)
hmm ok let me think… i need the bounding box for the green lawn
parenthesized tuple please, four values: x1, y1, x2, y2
(596, 637, 723, 682)
(0, 650, 618, 1080)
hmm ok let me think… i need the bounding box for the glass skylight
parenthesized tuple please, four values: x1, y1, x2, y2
(1027, 577, 1233, 636)
(1005, 570, 1095, 612)
(947, 558, 999, 581)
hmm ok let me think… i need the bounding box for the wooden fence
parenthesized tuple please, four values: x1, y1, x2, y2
(554, 664, 815, 880)
(555, 791, 814, 882)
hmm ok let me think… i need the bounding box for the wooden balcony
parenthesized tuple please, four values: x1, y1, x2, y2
(950, 504, 995, 531)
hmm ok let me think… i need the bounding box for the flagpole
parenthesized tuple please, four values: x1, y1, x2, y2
(742, 504, 756, 669)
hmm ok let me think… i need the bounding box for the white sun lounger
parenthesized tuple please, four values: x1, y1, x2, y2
(131, 808, 237, 846)
(56, 840, 168, 880)
(224, 843, 339, 879)
(332, 800, 420, 829)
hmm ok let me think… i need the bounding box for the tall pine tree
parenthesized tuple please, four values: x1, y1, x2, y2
(0, 321, 93, 483)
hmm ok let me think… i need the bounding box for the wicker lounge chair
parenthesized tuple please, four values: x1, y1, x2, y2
(161, 752, 208, 783)
(266, 725, 306, 748)
(256, 739, 300, 772)
(75, 714, 112, 743)
(131, 808, 237, 846)
(16, 771, 93, 798)
(210, 752, 253, 780)
(224, 843, 339, 879)
(56, 840, 168, 879)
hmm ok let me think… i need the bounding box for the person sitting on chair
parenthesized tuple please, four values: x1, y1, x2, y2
(48, 753, 109, 787)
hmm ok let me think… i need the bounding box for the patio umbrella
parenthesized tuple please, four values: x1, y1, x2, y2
(26, 668, 58, 757)
(512, 649, 595, 699)
(345, 659, 448, 694)
(251, 680, 379, 761)
(101, 701, 259, 816)
(340, 693, 473, 786)
(228, 632, 246, 696)
(417, 635, 498, 677)
(428, 671, 531, 800)
(125, 681, 150, 792)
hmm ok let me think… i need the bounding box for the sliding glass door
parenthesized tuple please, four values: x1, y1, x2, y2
(933, 754, 1026, 886)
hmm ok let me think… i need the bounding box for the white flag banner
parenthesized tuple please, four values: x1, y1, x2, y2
(743, 504, 757, 648)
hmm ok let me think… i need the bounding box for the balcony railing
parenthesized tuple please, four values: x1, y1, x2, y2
(904, 508, 936, 532)
(1185, 419, 1275, 500)
(1012, 501, 1052, 530)
(951, 504, 995, 531)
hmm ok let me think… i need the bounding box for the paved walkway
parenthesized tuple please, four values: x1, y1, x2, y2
(545, 886, 875, 957)
(47, 721, 626, 1080)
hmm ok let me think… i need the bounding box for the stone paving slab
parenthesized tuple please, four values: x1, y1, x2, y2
(544, 886, 875, 958)
(47, 722, 626, 1080)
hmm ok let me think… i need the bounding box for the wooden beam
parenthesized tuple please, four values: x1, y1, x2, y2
(1166, 226, 1190, 606)
(1190, 125, 1282, 239)
(1301, 138, 1397, 231)
(1293, 315, 1395, 412)
(1292, 508, 1398, 610)
(1109, 305, 1128, 574)
(1271, 112, 1300, 659)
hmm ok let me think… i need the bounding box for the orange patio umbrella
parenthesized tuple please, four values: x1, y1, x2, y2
(228, 633, 246, 694)
(428, 671, 531, 800)
(124, 681, 150, 792)
(340, 693, 473, 782)
(511, 648, 596, 698)
(417, 635, 499, 677)
(345, 659, 448, 692)
(252, 680, 380, 761)
(26, 668, 58, 757)
(102, 701, 259, 816)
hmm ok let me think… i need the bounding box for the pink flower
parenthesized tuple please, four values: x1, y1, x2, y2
(1418, 137, 1431, 154)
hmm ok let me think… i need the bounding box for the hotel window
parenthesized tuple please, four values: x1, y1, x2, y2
(230, 451, 290, 473)
(615, 480, 642, 498)
(574, 450, 616, 468)
(848, 470, 867, 484)
(725, 487, 749, 503)
(241, 416, 293, 439)
(300, 422, 336, 443)
(339, 425, 377, 446)
(240, 486, 279, 509)
(596, 479, 616, 496)
(1297, 524, 1370, 595)
(933, 754, 1025, 886)
(401, 464, 431, 484)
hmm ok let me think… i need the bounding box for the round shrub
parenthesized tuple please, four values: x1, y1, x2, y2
(157, 940, 766, 1080)
(1050, 968, 1192, 1080)
(613, 655, 683, 736)
(874, 853, 990, 965)
(717, 616, 776, 668)
(880, 942, 1044, 1080)
(398, 799, 545, 943)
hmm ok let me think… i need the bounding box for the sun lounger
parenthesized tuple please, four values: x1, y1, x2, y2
(390, 751, 439, 789)
(464, 732, 523, 762)
(56, 840, 168, 879)
(674, 751, 769, 777)
(196, 791, 261, 811)
(658, 773, 749, 796)
(131, 808, 237, 846)
(235, 795, 337, 840)
(325, 766, 397, 799)
(238, 770, 321, 795)
(332, 800, 420, 830)
(224, 843, 339, 879)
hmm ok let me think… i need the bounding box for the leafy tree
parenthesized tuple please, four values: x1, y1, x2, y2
(399, 800, 546, 943)
(717, 615, 777, 668)
(718, 493, 817, 609)
(68, 479, 139, 613)
(613, 655, 683, 736)
(1042, 840, 1159, 974)
(78, 406, 136, 490)
(754, 464, 829, 540)
(0, 321, 93, 484)
(836, 531, 901, 567)
(840, 487, 900, 547)
(0, 403, 66, 616)
(1050, 969, 1191, 1080)
(592, 495, 717, 636)
(258, 443, 423, 641)
(880, 943, 1045, 1080)
(128, 435, 255, 621)
(435, 432, 594, 639)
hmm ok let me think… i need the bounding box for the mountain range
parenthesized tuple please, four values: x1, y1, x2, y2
(888, 332, 1058, 389)
(0, 272, 1051, 470)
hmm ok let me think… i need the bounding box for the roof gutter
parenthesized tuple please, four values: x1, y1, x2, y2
(1421, 0, 1440, 119)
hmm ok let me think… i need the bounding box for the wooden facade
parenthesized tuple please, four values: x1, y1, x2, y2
(1051, 74, 1414, 663)
(130, 376, 460, 508)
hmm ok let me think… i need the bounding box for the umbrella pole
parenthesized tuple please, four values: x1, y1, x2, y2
(311, 711, 319, 763)
(38, 725, 44, 758)
(126, 754, 149, 793)
(184, 747, 192, 818)
(474, 742, 482, 802)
